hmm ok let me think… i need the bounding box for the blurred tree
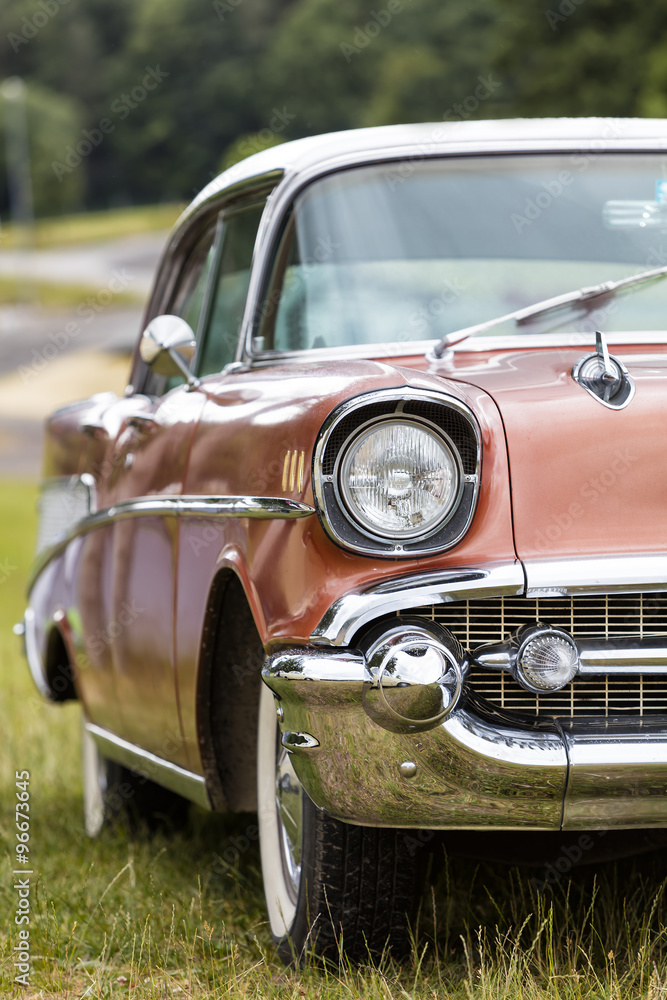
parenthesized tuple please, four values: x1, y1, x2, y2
(0, 81, 84, 216)
(2, 0, 667, 215)
(220, 131, 285, 171)
(492, 0, 667, 117)
(260, 0, 507, 132)
(100, 0, 299, 204)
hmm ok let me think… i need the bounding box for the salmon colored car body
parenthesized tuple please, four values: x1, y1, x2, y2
(22, 118, 667, 962)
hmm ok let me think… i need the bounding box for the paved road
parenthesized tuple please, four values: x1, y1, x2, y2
(0, 304, 144, 376)
(0, 232, 165, 477)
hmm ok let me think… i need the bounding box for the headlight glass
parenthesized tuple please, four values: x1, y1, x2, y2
(338, 419, 460, 539)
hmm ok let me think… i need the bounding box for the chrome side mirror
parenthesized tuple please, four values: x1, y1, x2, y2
(140, 315, 200, 388)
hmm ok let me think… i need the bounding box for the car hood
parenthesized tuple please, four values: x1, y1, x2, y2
(441, 345, 667, 563)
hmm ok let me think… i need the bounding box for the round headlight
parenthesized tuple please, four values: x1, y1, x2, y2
(338, 418, 461, 540)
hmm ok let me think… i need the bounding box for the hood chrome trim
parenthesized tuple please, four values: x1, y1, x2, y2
(524, 554, 667, 597)
(311, 562, 525, 647)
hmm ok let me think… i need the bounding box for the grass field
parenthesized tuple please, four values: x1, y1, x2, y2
(3, 480, 667, 998)
(1, 204, 185, 250)
(0, 276, 145, 310)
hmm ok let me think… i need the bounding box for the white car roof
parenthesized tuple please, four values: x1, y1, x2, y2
(191, 117, 667, 210)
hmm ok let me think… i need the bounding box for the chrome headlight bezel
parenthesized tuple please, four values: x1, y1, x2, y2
(313, 389, 481, 558)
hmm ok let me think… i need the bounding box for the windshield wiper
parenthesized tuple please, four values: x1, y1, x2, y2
(429, 262, 667, 358)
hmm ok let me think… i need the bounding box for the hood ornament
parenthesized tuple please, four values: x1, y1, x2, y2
(571, 331, 634, 409)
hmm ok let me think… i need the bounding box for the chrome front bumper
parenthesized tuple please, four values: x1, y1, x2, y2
(262, 647, 667, 831)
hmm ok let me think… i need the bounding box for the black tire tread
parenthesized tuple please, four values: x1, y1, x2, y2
(296, 796, 419, 962)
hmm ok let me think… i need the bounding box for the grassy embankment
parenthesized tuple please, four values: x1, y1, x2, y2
(2, 484, 667, 997)
(1, 204, 185, 250)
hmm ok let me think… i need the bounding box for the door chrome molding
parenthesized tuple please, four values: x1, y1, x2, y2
(311, 562, 525, 647)
(29, 493, 315, 593)
(86, 722, 211, 810)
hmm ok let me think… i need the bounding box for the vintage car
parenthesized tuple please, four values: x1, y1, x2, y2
(21, 117, 667, 962)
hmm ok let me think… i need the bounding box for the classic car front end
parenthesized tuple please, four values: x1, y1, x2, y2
(20, 117, 667, 961)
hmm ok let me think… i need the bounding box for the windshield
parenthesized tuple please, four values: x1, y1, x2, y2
(257, 153, 667, 354)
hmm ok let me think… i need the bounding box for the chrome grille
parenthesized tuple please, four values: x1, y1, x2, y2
(406, 594, 667, 648)
(404, 594, 667, 721)
(36, 475, 94, 554)
(472, 670, 667, 720)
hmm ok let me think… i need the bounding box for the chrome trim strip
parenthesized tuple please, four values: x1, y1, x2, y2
(86, 722, 211, 810)
(525, 555, 667, 598)
(29, 494, 315, 593)
(562, 721, 667, 829)
(578, 637, 667, 672)
(311, 562, 525, 647)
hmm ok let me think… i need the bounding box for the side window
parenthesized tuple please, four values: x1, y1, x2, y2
(162, 221, 218, 392)
(147, 220, 220, 395)
(197, 203, 265, 376)
(171, 223, 219, 336)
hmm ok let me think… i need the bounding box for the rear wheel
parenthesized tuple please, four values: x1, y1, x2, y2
(81, 718, 189, 835)
(257, 684, 421, 964)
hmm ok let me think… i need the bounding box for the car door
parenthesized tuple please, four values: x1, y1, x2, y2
(85, 216, 222, 768)
(168, 199, 269, 777)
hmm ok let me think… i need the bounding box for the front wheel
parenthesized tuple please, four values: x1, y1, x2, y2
(257, 684, 421, 964)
